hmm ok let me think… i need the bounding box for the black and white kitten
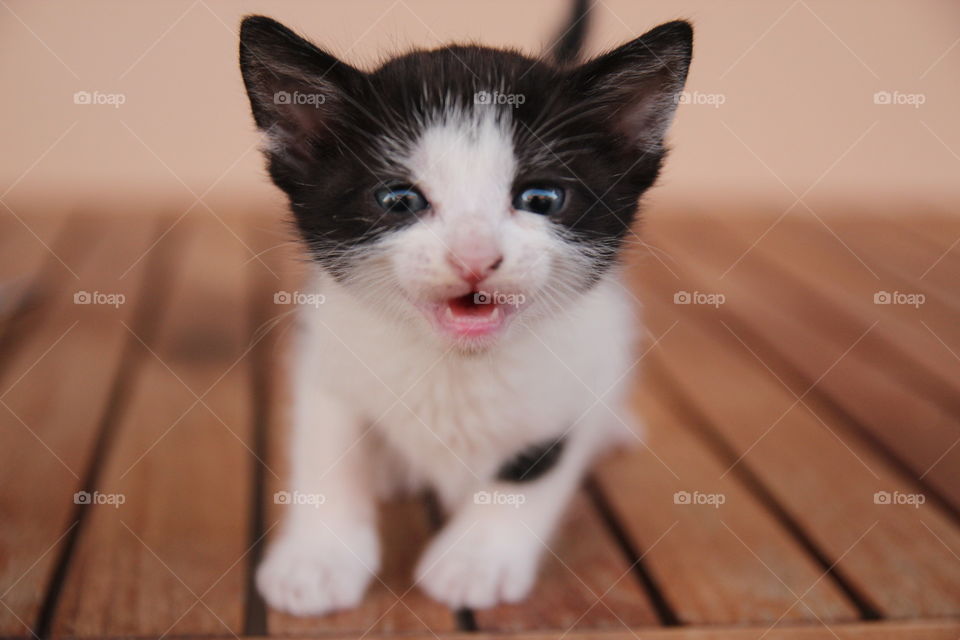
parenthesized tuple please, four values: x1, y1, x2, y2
(239, 4, 692, 615)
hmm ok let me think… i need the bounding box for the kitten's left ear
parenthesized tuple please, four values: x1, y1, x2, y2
(574, 20, 693, 153)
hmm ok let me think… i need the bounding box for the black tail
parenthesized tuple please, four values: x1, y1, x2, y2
(548, 0, 591, 66)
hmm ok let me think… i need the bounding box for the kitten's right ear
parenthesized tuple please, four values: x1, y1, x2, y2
(239, 16, 362, 165)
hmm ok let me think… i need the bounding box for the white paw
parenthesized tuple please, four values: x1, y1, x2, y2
(415, 521, 540, 609)
(256, 526, 379, 616)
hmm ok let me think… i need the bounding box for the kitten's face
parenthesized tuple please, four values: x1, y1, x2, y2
(382, 109, 559, 344)
(240, 18, 692, 349)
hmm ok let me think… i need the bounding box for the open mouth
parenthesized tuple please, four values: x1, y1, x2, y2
(430, 291, 512, 338)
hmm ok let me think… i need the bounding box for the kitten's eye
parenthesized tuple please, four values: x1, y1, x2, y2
(374, 184, 429, 214)
(513, 186, 565, 215)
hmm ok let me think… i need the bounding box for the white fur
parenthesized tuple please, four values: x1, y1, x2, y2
(257, 107, 640, 615)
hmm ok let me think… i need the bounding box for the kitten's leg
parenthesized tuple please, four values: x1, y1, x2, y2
(257, 388, 379, 616)
(414, 430, 595, 609)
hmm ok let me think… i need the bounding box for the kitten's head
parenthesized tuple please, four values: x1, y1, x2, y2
(240, 15, 692, 350)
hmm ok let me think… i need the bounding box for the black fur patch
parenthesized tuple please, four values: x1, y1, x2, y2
(496, 437, 566, 483)
(238, 15, 693, 283)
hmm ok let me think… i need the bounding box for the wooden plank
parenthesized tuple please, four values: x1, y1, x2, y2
(832, 207, 960, 260)
(636, 290, 960, 618)
(592, 382, 858, 625)
(227, 620, 960, 640)
(0, 209, 75, 350)
(699, 213, 959, 404)
(473, 491, 660, 631)
(254, 220, 459, 635)
(818, 217, 960, 386)
(824, 214, 960, 314)
(644, 215, 960, 511)
(881, 210, 960, 271)
(0, 213, 159, 636)
(0, 208, 69, 283)
(51, 213, 255, 636)
(244, 213, 290, 637)
(0, 209, 69, 336)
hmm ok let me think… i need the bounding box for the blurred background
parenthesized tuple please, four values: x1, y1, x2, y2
(2, 0, 959, 217)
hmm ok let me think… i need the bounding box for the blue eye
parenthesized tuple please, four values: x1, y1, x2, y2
(374, 184, 429, 214)
(513, 186, 565, 215)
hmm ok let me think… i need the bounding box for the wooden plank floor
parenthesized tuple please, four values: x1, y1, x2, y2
(0, 207, 958, 640)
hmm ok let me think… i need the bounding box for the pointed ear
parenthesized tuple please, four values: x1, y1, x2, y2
(239, 16, 363, 165)
(574, 20, 693, 153)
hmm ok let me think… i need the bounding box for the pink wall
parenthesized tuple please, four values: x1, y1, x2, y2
(2, 0, 959, 215)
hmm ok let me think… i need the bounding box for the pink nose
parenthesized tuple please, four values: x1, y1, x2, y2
(447, 250, 503, 284)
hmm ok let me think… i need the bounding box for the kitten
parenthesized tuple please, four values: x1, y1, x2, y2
(239, 2, 692, 615)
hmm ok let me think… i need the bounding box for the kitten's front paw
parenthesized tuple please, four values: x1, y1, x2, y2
(257, 527, 379, 616)
(415, 522, 540, 609)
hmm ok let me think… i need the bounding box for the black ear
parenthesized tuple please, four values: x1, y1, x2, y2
(574, 20, 693, 153)
(239, 15, 363, 166)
